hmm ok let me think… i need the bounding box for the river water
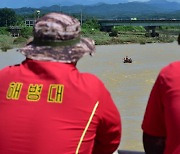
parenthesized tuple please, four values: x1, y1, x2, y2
(0, 42, 179, 151)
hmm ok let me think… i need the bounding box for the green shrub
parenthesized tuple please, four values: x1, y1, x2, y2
(21, 27, 33, 38)
(109, 29, 118, 37)
(13, 36, 27, 44)
(81, 27, 100, 34)
(0, 35, 13, 51)
(1, 44, 12, 52)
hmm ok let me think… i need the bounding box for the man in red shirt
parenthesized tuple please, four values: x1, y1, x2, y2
(142, 34, 180, 154)
(0, 13, 121, 154)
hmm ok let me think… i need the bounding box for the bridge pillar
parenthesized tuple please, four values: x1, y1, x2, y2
(100, 26, 113, 32)
(144, 26, 159, 37)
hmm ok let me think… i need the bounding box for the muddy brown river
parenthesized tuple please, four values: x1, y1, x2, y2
(0, 42, 179, 151)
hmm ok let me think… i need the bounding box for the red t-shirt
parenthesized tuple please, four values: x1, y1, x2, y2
(0, 59, 121, 154)
(142, 61, 180, 154)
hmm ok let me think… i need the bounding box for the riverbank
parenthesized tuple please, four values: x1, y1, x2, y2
(82, 30, 177, 45)
(0, 26, 179, 51)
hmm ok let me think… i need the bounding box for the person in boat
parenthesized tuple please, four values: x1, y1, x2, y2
(123, 56, 132, 63)
(142, 34, 180, 154)
(0, 13, 121, 154)
(129, 58, 132, 63)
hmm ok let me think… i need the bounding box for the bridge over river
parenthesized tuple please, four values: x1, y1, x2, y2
(98, 19, 180, 36)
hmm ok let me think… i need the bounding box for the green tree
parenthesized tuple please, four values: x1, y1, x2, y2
(82, 19, 100, 30)
(0, 8, 16, 27)
(15, 15, 25, 26)
(81, 18, 100, 34)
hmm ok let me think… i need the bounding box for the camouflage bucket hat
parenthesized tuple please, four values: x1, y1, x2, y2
(18, 13, 95, 63)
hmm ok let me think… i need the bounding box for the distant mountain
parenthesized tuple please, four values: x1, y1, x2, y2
(0, 0, 128, 8)
(146, 0, 180, 12)
(148, 0, 169, 3)
(13, 0, 180, 19)
(1, 0, 180, 8)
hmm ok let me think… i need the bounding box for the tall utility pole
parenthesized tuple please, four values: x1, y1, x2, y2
(80, 10, 83, 26)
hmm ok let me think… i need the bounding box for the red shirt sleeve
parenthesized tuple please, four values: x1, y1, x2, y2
(142, 73, 166, 137)
(92, 85, 121, 154)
